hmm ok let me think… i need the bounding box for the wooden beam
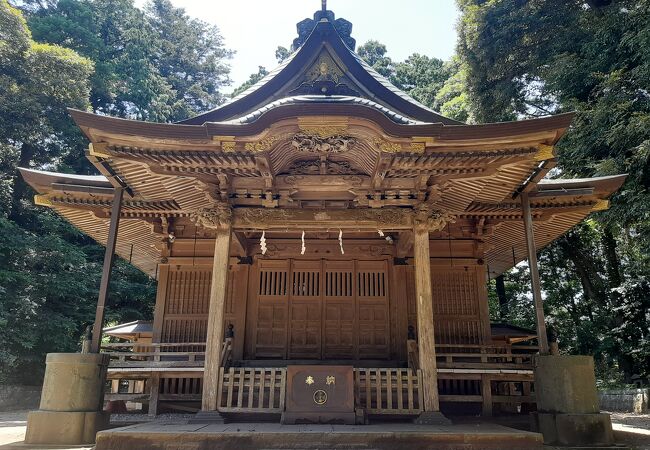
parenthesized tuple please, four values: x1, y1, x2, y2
(232, 207, 416, 231)
(396, 231, 414, 258)
(521, 192, 549, 354)
(202, 224, 232, 411)
(413, 227, 440, 412)
(232, 231, 249, 256)
(91, 187, 124, 353)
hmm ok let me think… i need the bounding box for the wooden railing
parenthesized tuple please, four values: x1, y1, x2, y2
(354, 368, 423, 415)
(104, 342, 537, 417)
(102, 342, 206, 366)
(436, 344, 537, 369)
(217, 367, 286, 413)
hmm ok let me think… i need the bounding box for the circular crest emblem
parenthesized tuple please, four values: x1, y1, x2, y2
(313, 389, 328, 405)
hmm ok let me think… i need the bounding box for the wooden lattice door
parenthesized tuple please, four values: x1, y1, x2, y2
(288, 260, 322, 359)
(323, 260, 355, 359)
(253, 260, 289, 358)
(250, 259, 391, 360)
(357, 261, 390, 359)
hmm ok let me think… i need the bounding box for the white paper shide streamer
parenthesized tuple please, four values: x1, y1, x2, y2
(339, 229, 345, 255)
(301, 230, 306, 255)
(260, 230, 267, 255)
(378, 230, 385, 237)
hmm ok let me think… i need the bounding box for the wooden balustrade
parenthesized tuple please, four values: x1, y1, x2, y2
(354, 368, 424, 415)
(103, 342, 537, 416)
(435, 344, 537, 369)
(217, 367, 286, 413)
(102, 342, 206, 366)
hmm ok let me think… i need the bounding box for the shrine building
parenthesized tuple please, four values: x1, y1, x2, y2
(20, 1, 625, 440)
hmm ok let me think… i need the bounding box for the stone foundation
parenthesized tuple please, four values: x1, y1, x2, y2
(531, 355, 614, 446)
(24, 352, 110, 445)
(25, 410, 110, 445)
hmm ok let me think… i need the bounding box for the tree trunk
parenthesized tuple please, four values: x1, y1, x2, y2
(8, 143, 35, 223)
(495, 275, 509, 320)
(602, 228, 622, 288)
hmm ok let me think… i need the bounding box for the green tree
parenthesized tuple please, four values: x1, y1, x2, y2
(0, 0, 159, 384)
(458, 0, 650, 382)
(357, 40, 393, 78)
(275, 46, 290, 64)
(28, 0, 233, 122)
(0, 0, 92, 220)
(231, 66, 269, 98)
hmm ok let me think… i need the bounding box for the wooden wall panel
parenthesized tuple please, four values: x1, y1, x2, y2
(431, 266, 483, 344)
(404, 264, 490, 345)
(156, 264, 249, 357)
(161, 266, 211, 344)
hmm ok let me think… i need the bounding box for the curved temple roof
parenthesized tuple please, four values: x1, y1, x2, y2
(19, 4, 627, 278)
(179, 7, 458, 126)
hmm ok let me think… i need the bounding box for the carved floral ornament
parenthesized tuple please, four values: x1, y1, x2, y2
(291, 132, 357, 154)
(413, 205, 456, 231)
(235, 207, 456, 231)
(190, 203, 232, 230)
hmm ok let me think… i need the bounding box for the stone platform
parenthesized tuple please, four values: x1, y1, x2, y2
(95, 420, 543, 450)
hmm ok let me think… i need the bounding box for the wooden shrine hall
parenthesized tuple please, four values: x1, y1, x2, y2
(21, 2, 625, 425)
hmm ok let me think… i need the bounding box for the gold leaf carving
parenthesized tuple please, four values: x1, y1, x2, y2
(535, 144, 555, 161)
(306, 54, 344, 84)
(245, 136, 278, 152)
(374, 139, 403, 153)
(298, 126, 349, 138)
(34, 195, 52, 207)
(592, 199, 610, 212)
(292, 133, 357, 154)
(409, 142, 426, 153)
(221, 141, 236, 152)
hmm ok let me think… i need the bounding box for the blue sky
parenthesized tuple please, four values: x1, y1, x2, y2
(140, 0, 461, 92)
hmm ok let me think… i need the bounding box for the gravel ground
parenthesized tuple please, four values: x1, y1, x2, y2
(1, 410, 648, 449)
(608, 412, 650, 450)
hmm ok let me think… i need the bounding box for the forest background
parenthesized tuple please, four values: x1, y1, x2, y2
(0, 0, 648, 386)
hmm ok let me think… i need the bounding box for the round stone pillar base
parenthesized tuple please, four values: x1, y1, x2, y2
(25, 353, 110, 445)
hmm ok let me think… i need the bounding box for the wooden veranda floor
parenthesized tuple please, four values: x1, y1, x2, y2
(95, 420, 543, 450)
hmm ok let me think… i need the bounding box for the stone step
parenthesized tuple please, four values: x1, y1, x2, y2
(95, 421, 544, 450)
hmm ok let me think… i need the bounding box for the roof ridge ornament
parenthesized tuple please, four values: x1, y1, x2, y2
(292, 3, 355, 51)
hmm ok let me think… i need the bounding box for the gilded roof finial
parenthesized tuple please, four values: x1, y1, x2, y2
(322, 0, 327, 11)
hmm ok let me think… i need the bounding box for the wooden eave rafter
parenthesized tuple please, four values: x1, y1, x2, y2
(24, 178, 622, 277)
(72, 112, 571, 213)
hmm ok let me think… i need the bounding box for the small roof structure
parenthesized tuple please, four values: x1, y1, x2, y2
(103, 320, 153, 341)
(490, 323, 537, 344)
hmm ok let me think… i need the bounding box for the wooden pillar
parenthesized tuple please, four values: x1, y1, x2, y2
(521, 192, 550, 354)
(148, 374, 160, 417)
(481, 374, 493, 417)
(413, 227, 440, 412)
(90, 187, 124, 353)
(201, 225, 232, 411)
